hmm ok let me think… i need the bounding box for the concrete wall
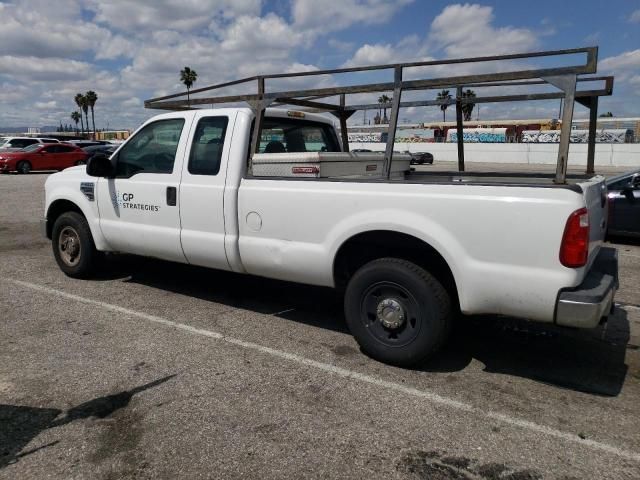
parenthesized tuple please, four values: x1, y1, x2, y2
(349, 142, 640, 167)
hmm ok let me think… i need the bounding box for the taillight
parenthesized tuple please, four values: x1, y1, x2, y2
(559, 207, 590, 268)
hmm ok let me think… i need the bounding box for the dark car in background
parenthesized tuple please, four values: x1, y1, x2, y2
(82, 144, 117, 161)
(0, 143, 88, 174)
(607, 169, 640, 238)
(407, 151, 434, 165)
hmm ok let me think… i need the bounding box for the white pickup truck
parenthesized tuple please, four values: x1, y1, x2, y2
(43, 107, 618, 366)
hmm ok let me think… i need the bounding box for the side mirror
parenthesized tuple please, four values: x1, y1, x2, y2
(86, 153, 114, 177)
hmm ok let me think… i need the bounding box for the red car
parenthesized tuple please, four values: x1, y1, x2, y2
(0, 143, 88, 174)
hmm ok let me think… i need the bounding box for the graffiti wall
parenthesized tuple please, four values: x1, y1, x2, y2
(521, 129, 634, 143)
(395, 128, 434, 143)
(347, 128, 434, 143)
(447, 128, 507, 143)
(347, 132, 382, 143)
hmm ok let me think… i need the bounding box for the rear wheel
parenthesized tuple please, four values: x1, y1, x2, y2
(51, 211, 98, 278)
(16, 161, 31, 174)
(344, 257, 451, 366)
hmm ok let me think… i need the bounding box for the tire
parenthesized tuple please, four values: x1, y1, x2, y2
(16, 161, 31, 174)
(51, 211, 98, 278)
(344, 257, 451, 366)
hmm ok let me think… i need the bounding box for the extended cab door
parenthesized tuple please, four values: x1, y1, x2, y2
(178, 112, 234, 270)
(95, 116, 189, 263)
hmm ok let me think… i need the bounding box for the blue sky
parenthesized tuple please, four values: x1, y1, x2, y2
(1, 0, 639, 129)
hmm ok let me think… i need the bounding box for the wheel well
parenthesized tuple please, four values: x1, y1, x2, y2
(45, 200, 84, 239)
(333, 230, 459, 305)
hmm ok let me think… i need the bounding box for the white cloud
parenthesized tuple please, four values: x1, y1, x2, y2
(292, 0, 413, 35)
(89, 0, 261, 33)
(0, 1, 132, 59)
(630, 9, 640, 23)
(599, 49, 640, 89)
(428, 4, 537, 57)
(35, 101, 57, 109)
(0, 56, 93, 81)
(121, 97, 142, 108)
(343, 44, 396, 67)
(600, 49, 640, 71)
(220, 14, 308, 53)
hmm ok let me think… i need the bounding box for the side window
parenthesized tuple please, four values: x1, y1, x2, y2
(188, 116, 228, 176)
(43, 145, 58, 153)
(57, 145, 75, 153)
(115, 118, 185, 177)
(11, 139, 36, 148)
(608, 178, 630, 191)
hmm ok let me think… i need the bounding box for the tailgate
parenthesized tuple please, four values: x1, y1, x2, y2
(577, 175, 608, 267)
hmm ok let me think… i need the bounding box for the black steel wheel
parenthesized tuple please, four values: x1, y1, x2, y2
(16, 161, 31, 174)
(344, 257, 451, 366)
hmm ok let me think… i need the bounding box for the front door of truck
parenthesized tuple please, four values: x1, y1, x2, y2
(96, 117, 188, 263)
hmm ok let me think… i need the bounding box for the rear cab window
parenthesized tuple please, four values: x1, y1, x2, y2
(259, 118, 340, 153)
(188, 116, 229, 176)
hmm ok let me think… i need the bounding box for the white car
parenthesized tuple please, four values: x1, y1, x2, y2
(42, 108, 618, 366)
(0, 136, 59, 151)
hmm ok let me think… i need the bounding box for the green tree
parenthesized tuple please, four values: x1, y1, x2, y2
(180, 66, 198, 106)
(74, 93, 86, 134)
(80, 97, 90, 137)
(377, 94, 391, 123)
(461, 89, 476, 121)
(85, 91, 98, 139)
(436, 89, 452, 122)
(71, 111, 81, 134)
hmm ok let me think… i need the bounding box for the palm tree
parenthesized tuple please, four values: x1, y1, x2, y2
(85, 91, 98, 139)
(378, 94, 391, 123)
(436, 89, 452, 122)
(74, 93, 85, 135)
(70, 111, 81, 134)
(80, 96, 90, 138)
(461, 89, 476, 121)
(180, 66, 198, 106)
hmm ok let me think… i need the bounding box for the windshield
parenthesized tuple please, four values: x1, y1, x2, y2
(22, 144, 42, 152)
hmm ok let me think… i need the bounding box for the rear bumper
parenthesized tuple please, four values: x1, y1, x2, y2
(555, 247, 618, 328)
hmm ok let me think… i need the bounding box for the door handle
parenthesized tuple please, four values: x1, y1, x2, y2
(166, 186, 177, 206)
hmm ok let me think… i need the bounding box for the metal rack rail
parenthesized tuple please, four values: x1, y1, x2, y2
(145, 47, 614, 184)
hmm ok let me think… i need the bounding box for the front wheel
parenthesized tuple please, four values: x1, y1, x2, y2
(344, 258, 452, 366)
(51, 211, 98, 278)
(16, 161, 31, 174)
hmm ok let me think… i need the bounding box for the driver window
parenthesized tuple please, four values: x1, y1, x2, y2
(116, 118, 185, 177)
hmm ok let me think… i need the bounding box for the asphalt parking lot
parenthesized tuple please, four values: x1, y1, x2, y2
(1, 171, 639, 479)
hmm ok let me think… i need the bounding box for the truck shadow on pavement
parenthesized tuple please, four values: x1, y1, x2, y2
(422, 311, 630, 397)
(98, 255, 631, 397)
(0, 375, 174, 470)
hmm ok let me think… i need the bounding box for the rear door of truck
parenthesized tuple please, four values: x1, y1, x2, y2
(178, 111, 235, 270)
